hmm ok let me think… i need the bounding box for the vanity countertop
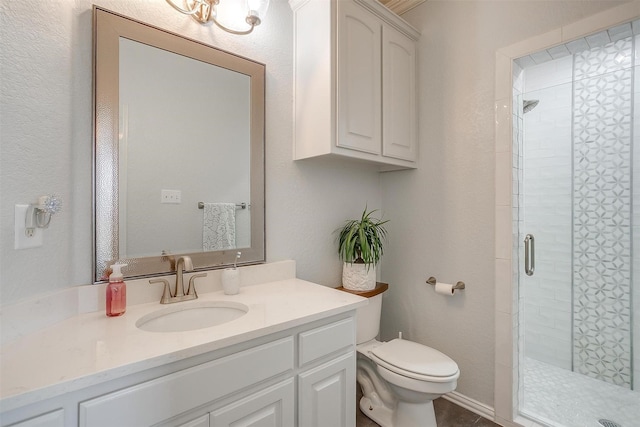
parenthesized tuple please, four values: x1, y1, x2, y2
(0, 278, 367, 413)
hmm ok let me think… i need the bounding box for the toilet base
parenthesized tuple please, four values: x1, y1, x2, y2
(359, 396, 437, 427)
(359, 395, 393, 427)
(395, 400, 437, 427)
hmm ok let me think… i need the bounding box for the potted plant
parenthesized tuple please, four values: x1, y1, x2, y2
(336, 208, 388, 291)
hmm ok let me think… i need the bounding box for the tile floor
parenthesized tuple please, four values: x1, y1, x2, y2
(521, 357, 640, 427)
(356, 387, 499, 427)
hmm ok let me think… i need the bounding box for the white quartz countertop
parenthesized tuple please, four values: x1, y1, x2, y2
(0, 278, 367, 413)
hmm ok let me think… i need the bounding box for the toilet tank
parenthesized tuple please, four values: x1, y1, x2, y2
(338, 283, 388, 344)
(356, 293, 383, 344)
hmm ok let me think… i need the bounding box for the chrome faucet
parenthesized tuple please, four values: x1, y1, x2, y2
(149, 256, 206, 304)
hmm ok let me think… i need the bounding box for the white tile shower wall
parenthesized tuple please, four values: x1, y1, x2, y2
(523, 56, 573, 92)
(521, 57, 573, 370)
(634, 34, 640, 391)
(512, 60, 524, 415)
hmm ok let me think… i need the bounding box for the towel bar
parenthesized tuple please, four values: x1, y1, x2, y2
(198, 202, 247, 209)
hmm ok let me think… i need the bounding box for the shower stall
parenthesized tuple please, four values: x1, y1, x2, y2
(514, 21, 640, 427)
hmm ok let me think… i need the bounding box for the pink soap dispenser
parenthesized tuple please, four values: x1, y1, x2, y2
(106, 263, 127, 317)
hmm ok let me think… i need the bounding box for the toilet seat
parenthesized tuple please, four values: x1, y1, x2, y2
(369, 339, 459, 383)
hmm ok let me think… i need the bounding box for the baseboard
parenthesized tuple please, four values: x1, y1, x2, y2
(441, 391, 534, 427)
(442, 391, 496, 423)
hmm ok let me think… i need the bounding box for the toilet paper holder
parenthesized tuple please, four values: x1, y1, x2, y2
(426, 276, 466, 290)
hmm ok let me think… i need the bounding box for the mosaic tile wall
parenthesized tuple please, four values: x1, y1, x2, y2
(572, 37, 634, 388)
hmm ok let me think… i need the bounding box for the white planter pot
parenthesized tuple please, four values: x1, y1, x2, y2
(342, 262, 376, 291)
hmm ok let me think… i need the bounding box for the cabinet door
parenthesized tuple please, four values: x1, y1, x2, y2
(176, 413, 209, 427)
(337, 0, 382, 155)
(210, 379, 294, 427)
(298, 352, 356, 427)
(382, 24, 417, 161)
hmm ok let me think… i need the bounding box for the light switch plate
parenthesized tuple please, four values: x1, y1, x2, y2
(161, 189, 181, 204)
(15, 204, 43, 249)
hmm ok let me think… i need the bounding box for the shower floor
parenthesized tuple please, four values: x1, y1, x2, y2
(521, 358, 639, 427)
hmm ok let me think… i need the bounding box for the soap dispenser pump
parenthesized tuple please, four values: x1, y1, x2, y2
(106, 263, 127, 317)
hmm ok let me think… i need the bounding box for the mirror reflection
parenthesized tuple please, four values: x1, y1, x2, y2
(94, 7, 265, 282)
(118, 38, 251, 258)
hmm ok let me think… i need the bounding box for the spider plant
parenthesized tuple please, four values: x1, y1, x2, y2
(337, 208, 388, 266)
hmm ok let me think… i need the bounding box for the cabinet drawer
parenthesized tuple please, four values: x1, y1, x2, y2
(298, 318, 355, 367)
(79, 337, 294, 427)
(7, 410, 64, 427)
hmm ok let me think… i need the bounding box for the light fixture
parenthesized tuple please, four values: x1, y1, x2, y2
(166, 0, 270, 35)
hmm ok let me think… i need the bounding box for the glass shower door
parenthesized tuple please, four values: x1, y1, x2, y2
(517, 33, 638, 427)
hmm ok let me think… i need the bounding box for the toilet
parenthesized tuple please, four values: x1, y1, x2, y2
(340, 283, 459, 427)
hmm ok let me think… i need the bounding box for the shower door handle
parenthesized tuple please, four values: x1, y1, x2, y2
(524, 234, 535, 276)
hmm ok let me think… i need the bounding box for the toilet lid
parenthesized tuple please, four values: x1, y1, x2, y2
(370, 339, 458, 378)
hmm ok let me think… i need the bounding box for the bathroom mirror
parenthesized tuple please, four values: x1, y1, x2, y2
(93, 7, 265, 282)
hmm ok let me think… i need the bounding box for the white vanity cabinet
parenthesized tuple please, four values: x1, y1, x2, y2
(290, 0, 419, 171)
(2, 314, 356, 427)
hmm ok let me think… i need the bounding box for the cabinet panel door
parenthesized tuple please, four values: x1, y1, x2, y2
(382, 24, 417, 161)
(176, 413, 209, 427)
(298, 352, 356, 427)
(210, 379, 294, 427)
(337, 1, 381, 155)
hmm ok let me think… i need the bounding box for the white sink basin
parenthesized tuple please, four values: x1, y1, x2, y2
(136, 301, 249, 332)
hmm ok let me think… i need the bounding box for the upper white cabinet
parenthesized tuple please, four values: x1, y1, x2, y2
(290, 0, 420, 171)
(336, 0, 382, 155)
(382, 23, 417, 161)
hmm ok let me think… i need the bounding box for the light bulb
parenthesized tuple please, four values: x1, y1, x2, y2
(246, 0, 269, 22)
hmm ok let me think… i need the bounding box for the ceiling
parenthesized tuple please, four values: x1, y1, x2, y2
(378, 0, 426, 15)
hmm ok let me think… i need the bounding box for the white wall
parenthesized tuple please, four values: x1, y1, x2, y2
(380, 0, 627, 407)
(0, 0, 381, 305)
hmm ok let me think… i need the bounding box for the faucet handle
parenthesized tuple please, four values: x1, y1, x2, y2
(149, 278, 172, 304)
(187, 273, 207, 298)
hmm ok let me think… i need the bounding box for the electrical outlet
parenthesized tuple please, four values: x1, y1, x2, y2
(161, 189, 181, 204)
(15, 204, 43, 249)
